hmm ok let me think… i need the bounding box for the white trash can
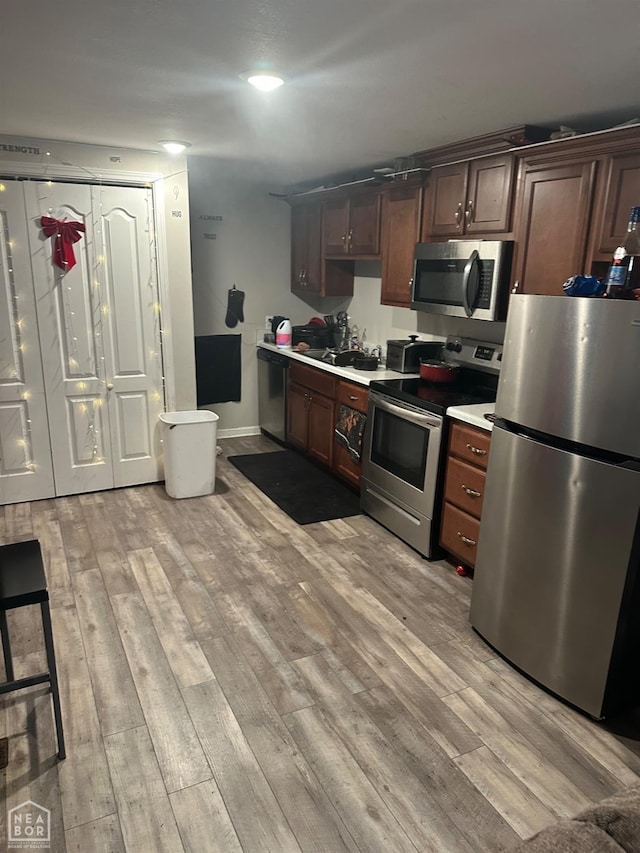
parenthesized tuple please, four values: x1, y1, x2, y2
(159, 410, 219, 499)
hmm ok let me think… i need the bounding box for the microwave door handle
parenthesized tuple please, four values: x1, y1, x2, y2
(462, 249, 480, 318)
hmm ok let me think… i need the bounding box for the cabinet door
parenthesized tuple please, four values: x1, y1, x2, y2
(381, 184, 423, 307)
(348, 193, 381, 255)
(422, 162, 467, 238)
(465, 154, 515, 235)
(287, 382, 308, 449)
(323, 197, 350, 255)
(291, 203, 321, 295)
(511, 160, 597, 296)
(307, 393, 334, 467)
(592, 152, 640, 259)
(333, 442, 361, 489)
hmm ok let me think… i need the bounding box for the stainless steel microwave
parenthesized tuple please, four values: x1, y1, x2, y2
(411, 240, 513, 322)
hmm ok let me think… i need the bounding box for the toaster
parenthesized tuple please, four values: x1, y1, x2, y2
(385, 337, 443, 373)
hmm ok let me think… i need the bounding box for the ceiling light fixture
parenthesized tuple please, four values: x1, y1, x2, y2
(159, 141, 191, 155)
(241, 71, 286, 92)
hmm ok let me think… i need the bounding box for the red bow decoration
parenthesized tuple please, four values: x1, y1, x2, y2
(40, 216, 86, 271)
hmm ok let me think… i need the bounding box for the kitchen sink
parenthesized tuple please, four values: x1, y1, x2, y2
(297, 348, 334, 362)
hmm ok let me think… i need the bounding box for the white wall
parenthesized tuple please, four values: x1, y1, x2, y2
(188, 157, 302, 436)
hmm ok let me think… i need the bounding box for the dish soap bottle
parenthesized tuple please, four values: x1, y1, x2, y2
(275, 318, 292, 348)
(604, 206, 640, 299)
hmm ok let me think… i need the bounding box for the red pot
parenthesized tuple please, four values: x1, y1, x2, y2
(419, 359, 460, 384)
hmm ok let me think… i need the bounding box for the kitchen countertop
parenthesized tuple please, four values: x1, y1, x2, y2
(447, 402, 495, 432)
(257, 342, 417, 385)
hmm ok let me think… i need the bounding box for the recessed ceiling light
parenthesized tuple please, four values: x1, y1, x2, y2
(159, 141, 191, 154)
(240, 71, 286, 92)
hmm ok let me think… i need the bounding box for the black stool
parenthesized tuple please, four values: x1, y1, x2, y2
(0, 540, 66, 760)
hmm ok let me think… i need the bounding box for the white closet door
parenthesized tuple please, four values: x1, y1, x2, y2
(24, 181, 164, 497)
(0, 181, 55, 503)
(26, 181, 115, 496)
(94, 185, 163, 488)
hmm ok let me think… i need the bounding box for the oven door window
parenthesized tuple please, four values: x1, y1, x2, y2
(370, 407, 429, 489)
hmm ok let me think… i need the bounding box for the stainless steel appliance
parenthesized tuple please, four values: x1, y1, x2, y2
(411, 240, 513, 321)
(471, 295, 640, 719)
(257, 348, 289, 443)
(361, 336, 502, 557)
(385, 336, 442, 373)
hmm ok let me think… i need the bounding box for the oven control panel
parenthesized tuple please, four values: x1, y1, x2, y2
(443, 336, 503, 372)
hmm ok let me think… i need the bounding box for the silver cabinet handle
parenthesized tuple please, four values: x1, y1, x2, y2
(461, 484, 481, 497)
(106, 382, 114, 391)
(348, 394, 358, 401)
(465, 199, 474, 225)
(466, 443, 487, 456)
(408, 277, 414, 291)
(512, 280, 520, 293)
(457, 532, 477, 546)
(454, 202, 463, 228)
(348, 229, 353, 248)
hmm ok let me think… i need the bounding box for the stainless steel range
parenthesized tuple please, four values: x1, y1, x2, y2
(361, 336, 502, 558)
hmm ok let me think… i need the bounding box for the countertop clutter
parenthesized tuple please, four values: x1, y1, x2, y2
(257, 342, 415, 385)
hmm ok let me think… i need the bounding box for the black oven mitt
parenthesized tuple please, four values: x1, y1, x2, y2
(225, 287, 245, 328)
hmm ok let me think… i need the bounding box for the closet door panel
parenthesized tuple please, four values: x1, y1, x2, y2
(25, 181, 114, 496)
(97, 186, 163, 486)
(0, 181, 55, 503)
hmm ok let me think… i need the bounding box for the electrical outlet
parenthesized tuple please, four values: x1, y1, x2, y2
(265, 315, 274, 330)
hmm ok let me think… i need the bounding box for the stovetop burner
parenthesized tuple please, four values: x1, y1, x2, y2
(370, 375, 497, 416)
(370, 335, 502, 416)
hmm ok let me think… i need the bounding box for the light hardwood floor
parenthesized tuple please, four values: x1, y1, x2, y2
(2, 434, 639, 852)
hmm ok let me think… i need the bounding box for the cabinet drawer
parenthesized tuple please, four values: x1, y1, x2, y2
(440, 502, 481, 568)
(336, 380, 369, 414)
(290, 362, 337, 398)
(444, 456, 486, 518)
(449, 422, 491, 469)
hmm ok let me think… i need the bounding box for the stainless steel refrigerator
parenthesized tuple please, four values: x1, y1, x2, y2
(470, 294, 640, 718)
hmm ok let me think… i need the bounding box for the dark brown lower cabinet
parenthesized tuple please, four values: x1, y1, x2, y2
(440, 421, 491, 571)
(287, 363, 336, 468)
(287, 363, 369, 490)
(333, 380, 369, 489)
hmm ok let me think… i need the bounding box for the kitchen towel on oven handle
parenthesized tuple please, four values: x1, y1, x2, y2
(335, 405, 367, 463)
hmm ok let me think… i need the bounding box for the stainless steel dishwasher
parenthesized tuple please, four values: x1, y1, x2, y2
(257, 348, 289, 443)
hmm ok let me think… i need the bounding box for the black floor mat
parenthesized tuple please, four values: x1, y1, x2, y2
(228, 450, 361, 525)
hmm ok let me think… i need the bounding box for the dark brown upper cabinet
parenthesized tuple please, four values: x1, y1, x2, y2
(510, 159, 598, 297)
(290, 200, 353, 298)
(380, 182, 424, 307)
(322, 191, 381, 257)
(422, 153, 515, 240)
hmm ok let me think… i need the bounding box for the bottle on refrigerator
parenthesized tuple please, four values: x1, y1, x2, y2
(604, 206, 640, 299)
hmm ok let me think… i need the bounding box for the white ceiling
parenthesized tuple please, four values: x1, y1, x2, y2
(3, 0, 639, 187)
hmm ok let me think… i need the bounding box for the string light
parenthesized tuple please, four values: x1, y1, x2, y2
(5, 157, 168, 483)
